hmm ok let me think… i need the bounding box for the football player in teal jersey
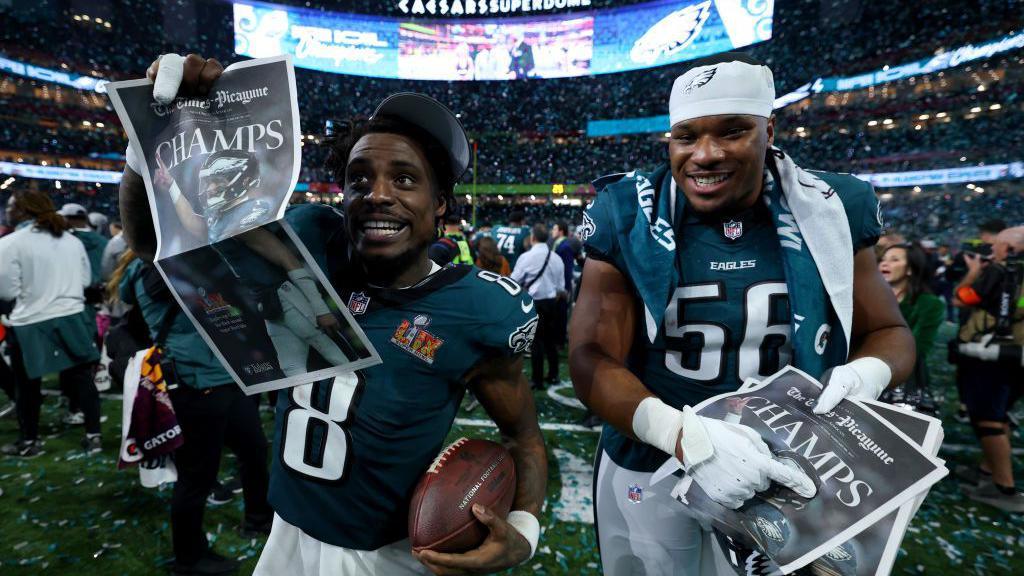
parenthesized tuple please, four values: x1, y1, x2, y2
(119, 54, 548, 576)
(492, 211, 530, 268)
(569, 53, 915, 574)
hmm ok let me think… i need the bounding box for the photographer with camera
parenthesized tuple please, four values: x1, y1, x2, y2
(952, 226, 1024, 512)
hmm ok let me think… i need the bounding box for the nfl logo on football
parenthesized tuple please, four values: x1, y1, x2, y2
(627, 483, 643, 504)
(723, 220, 743, 240)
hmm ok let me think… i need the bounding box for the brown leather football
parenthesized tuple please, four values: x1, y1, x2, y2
(408, 437, 517, 553)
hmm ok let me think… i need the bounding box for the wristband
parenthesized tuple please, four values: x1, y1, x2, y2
(287, 268, 331, 317)
(845, 356, 892, 400)
(168, 180, 183, 206)
(125, 145, 142, 174)
(506, 510, 540, 560)
(632, 396, 685, 457)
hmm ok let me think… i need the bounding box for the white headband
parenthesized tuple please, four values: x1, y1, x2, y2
(669, 60, 775, 126)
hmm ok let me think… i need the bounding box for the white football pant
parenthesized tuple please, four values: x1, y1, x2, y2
(254, 514, 428, 576)
(266, 280, 349, 376)
(595, 450, 735, 576)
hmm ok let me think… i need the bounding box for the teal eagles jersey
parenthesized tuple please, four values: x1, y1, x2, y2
(71, 229, 108, 285)
(493, 224, 529, 267)
(207, 197, 274, 244)
(268, 204, 538, 550)
(582, 167, 882, 472)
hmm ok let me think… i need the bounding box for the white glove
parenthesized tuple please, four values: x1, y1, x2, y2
(287, 268, 331, 317)
(152, 53, 186, 104)
(958, 334, 1002, 362)
(632, 398, 816, 510)
(813, 357, 891, 414)
(680, 406, 817, 509)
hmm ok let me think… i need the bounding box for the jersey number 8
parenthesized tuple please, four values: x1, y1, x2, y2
(281, 373, 361, 482)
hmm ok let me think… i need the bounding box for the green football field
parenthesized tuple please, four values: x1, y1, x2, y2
(1, 323, 1022, 575)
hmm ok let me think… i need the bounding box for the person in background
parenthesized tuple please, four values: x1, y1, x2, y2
(59, 202, 109, 424)
(475, 235, 511, 276)
(878, 243, 945, 411)
(89, 211, 110, 237)
(951, 226, 1024, 512)
(512, 223, 565, 390)
(116, 252, 273, 576)
(101, 220, 129, 283)
(494, 210, 530, 268)
(876, 230, 907, 259)
(61, 203, 109, 285)
(429, 213, 473, 265)
(0, 190, 102, 457)
(550, 221, 576, 348)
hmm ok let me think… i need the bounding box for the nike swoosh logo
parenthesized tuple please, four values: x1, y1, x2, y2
(521, 300, 534, 314)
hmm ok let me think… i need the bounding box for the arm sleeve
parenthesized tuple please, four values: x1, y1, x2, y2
(0, 241, 20, 300)
(911, 295, 946, 362)
(580, 188, 619, 263)
(474, 280, 537, 356)
(816, 172, 883, 252)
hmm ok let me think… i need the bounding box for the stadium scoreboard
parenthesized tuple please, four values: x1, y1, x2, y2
(233, 0, 774, 80)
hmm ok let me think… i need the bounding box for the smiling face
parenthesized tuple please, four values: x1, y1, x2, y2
(878, 246, 909, 285)
(343, 132, 446, 272)
(668, 114, 774, 216)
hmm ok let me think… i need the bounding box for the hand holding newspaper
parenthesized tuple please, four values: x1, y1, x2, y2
(106, 56, 380, 393)
(652, 367, 948, 574)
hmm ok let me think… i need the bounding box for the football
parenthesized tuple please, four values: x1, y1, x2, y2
(409, 437, 517, 553)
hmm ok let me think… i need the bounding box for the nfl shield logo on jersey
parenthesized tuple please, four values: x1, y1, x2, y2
(347, 292, 370, 315)
(723, 220, 743, 240)
(627, 483, 643, 504)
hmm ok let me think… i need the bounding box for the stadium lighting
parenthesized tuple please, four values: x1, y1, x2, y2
(464, 194, 471, 201)
(914, 125, 922, 130)
(104, 22, 111, 28)
(64, 162, 70, 168)
(73, 15, 81, 21)
(966, 183, 976, 189)
(970, 106, 982, 113)
(867, 120, 878, 126)
(41, 161, 47, 166)
(882, 119, 893, 125)
(96, 122, 104, 128)
(990, 104, 1002, 110)
(530, 195, 536, 200)
(880, 193, 893, 200)
(936, 112, 948, 118)
(960, 156, 967, 161)
(796, 127, 805, 132)
(497, 195, 504, 201)
(977, 84, 986, 91)
(55, 180, 61, 189)
(663, 132, 671, 138)
(975, 187, 985, 193)
(912, 186, 921, 193)
(918, 114, 929, 120)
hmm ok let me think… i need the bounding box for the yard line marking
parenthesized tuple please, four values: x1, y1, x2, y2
(546, 381, 587, 411)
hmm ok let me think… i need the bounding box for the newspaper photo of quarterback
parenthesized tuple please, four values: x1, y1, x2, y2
(108, 55, 380, 393)
(569, 52, 916, 575)
(117, 53, 548, 576)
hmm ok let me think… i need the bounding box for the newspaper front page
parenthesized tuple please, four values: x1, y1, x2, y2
(669, 367, 948, 573)
(107, 56, 380, 393)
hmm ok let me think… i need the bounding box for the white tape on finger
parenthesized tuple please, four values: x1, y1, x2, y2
(153, 53, 186, 104)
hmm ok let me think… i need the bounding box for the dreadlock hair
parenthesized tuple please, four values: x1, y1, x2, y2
(324, 115, 458, 233)
(12, 189, 66, 237)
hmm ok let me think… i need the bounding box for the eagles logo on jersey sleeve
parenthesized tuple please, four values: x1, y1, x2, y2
(470, 269, 537, 356)
(581, 173, 627, 263)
